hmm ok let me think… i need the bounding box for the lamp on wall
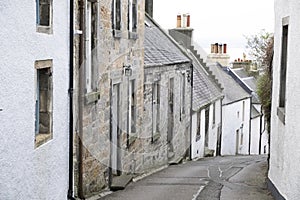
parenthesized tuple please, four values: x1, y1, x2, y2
(123, 65, 132, 76)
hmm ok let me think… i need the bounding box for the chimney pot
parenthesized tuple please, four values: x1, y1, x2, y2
(187, 14, 190, 27)
(223, 43, 227, 54)
(182, 14, 187, 28)
(214, 43, 218, 53)
(177, 14, 181, 28)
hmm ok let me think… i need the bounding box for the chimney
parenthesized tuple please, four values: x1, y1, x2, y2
(145, 0, 153, 17)
(214, 43, 218, 53)
(223, 43, 227, 54)
(169, 14, 194, 49)
(182, 14, 187, 28)
(218, 44, 223, 54)
(177, 14, 181, 28)
(211, 44, 214, 53)
(187, 14, 190, 27)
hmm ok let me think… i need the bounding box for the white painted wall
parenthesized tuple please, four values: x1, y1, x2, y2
(250, 116, 260, 155)
(221, 98, 251, 155)
(0, 1, 70, 199)
(191, 110, 205, 159)
(191, 99, 222, 159)
(207, 99, 222, 155)
(269, 0, 300, 199)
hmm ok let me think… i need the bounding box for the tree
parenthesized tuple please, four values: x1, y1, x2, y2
(245, 30, 274, 132)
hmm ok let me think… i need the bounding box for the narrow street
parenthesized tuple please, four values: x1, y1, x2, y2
(96, 155, 273, 200)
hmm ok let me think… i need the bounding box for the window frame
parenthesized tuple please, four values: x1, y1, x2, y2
(34, 59, 53, 148)
(277, 17, 289, 124)
(36, 0, 53, 34)
(112, 0, 122, 37)
(128, 0, 138, 39)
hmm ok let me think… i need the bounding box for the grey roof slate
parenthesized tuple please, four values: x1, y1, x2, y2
(191, 54, 223, 111)
(232, 68, 249, 78)
(207, 63, 251, 105)
(144, 16, 190, 67)
(251, 105, 261, 119)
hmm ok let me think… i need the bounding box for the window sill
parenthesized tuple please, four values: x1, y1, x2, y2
(129, 133, 138, 146)
(85, 91, 100, 105)
(277, 107, 285, 124)
(113, 29, 122, 38)
(35, 133, 52, 148)
(36, 25, 53, 34)
(152, 132, 161, 143)
(129, 31, 138, 40)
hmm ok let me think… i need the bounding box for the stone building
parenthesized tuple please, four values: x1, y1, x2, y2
(144, 14, 192, 165)
(168, 16, 224, 159)
(73, 0, 145, 198)
(268, 0, 300, 199)
(0, 1, 70, 199)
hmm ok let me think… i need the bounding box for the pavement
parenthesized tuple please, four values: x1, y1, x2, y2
(220, 156, 273, 200)
(87, 155, 274, 200)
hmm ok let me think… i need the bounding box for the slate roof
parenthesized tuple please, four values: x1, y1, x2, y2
(207, 63, 251, 105)
(251, 105, 261, 119)
(144, 15, 190, 67)
(230, 68, 260, 104)
(191, 54, 223, 111)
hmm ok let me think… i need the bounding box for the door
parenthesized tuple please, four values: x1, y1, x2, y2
(235, 129, 239, 155)
(167, 78, 174, 152)
(111, 84, 121, 175)
(204, 108, 209, 148)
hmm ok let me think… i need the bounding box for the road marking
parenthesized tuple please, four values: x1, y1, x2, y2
(192, 185, 205, 200)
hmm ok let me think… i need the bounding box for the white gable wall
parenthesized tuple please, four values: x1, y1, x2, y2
(221, 98, 251, 155)
(269, 0, 300, 199)
(0, 1, 70, 199)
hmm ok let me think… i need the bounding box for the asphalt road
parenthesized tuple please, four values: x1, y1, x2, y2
(98, 155, 273, 200)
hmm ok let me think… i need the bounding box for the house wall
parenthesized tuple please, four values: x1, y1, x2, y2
(191, 99, 222, 159)
(269, 0, 300, 199)
(191, 110, 205, 159)
(144, 63, 191, 166)
(221, 98, 251, 155)
(207, 99, 222, 155)
(250, 117, 260, 155)
(0, 1, 70, 199)
(73, 0, 146, 197)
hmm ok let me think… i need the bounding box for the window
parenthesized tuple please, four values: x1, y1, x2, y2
(113, 0, 121, 37)
(128, 0, 137, 32)
(36, 0, 52, 33)
(180, 73, 185, 121)
(84, 1, 100, 104)
(35, 60, 53, 148)
(130, 80, 137, 134)
(152, 81, 160, 141)
(278, 18, 289, 124)
(196, 111, 201, 142)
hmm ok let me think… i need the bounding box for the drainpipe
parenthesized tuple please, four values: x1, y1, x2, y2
(189, 63, 194, 160)
(258, 106, 263, 154)
(248, 98, 252, 155)
(78, 0, 85, 198)
(219, 97, 224, 156)
(67, 0, 75, 199)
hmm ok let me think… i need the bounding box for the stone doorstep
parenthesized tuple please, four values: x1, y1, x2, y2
(110, 174, 133, 191)
(168, 156, 184, 165)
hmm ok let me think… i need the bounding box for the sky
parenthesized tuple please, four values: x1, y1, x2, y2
(153, 0, 274, 60)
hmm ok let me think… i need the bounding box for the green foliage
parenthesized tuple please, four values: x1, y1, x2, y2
(245, 30, 274, 132)
(245, 29, 273, 65)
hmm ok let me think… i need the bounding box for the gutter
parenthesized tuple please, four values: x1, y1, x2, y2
(189, 63, 194, 160)
(67, 0, 75, 199)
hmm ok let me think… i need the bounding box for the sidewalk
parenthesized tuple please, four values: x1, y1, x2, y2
(220, 157, 274, 200)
